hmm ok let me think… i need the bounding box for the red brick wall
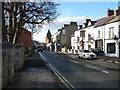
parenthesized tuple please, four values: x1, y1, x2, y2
(18, 29, 32, 48)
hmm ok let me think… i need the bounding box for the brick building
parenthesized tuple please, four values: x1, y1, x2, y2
(18, 28, 32, 49)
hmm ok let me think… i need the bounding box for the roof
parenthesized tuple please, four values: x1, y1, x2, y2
(107, 15, 120, 24)
(94, 15, 115, 27)
(95, 17, 106, 22)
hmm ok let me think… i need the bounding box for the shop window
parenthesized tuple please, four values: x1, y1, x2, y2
(107, 43, 116, 54)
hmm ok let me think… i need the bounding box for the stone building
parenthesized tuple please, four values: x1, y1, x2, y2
(45, 30, 52, 51)
(60, 22, 78, 52)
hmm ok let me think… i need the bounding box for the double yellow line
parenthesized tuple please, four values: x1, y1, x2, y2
(39, 52, 75, 90)
(48, 63, 75, 90)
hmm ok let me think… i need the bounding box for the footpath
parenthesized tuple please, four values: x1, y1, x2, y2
(96, 56, 120, 64)
(3, 51, 60, 89)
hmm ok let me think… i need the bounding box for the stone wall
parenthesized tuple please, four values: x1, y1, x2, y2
(2, 42, 24, 88)
(2, 41, 14, 88)
(0, 42, 2, 90)
(14, 44, 24, 70)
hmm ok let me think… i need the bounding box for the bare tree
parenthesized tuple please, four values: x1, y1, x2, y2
(3, 1, 59, 44)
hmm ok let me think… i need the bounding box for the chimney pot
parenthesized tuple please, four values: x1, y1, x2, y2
(106, 9, 114, 17)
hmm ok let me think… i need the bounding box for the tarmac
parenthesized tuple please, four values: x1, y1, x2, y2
(60, 51, 120, 64)
(3, 51, 60, 89)
(2, 50, 120, 89)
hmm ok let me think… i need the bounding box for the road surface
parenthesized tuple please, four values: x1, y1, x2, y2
(39, 51, 119, 88)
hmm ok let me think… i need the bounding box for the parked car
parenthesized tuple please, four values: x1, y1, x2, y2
(90, 48, 104, 56)
(77, 50, 96, 59)
(37, 48, 43, 52)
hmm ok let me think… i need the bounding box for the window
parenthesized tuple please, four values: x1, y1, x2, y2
(88, 34, 91, 40)
(119, 26, 120, 38)
(107, 43, 116, 54)
(73, 46, 75, 49)
(80, 30, 85, 37)
(109, 27, 114, 39)
(83, 50, 91, 53)
(62, 29, 66, 35)
(98, 30, 100, 38)
(77, 37, 79, 42)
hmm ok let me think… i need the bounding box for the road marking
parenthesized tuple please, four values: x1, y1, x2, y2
(39, 53, 75, 89)
(39, 53, 48, 64)
(85, 65, 109, 74)
(54, 54, 65, 59)
(70, 60, 79, 64)
(48, 63, 75, 89)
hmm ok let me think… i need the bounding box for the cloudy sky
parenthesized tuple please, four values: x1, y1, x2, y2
(33, 2, 118, 43)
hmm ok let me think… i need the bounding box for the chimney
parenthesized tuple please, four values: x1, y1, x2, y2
(70, 22, 77, 25)
(77, 25, 82, 29)
(106, 8, 114, 17)
(114, 7, 120, 16)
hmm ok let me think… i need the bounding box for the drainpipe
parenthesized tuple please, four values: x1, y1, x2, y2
(103, 25, 105, 55)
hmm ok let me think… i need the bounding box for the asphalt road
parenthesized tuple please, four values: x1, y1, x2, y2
(39, 51, 119, 88)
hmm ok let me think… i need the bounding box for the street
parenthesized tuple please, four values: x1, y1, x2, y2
(39, 51, 119, 88)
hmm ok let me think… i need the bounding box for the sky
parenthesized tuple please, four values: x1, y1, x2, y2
(33, 2, 118, 43)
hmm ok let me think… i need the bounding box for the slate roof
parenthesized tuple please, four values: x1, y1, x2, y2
(94, 15, 115, 27)
(107, 15, 120, 24)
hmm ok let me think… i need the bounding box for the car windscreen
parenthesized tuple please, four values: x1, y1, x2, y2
(84, 50, 91, 53)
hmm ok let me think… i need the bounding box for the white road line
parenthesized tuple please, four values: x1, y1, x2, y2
(70, 60, 79, 64)
(85, 65, 109, 74)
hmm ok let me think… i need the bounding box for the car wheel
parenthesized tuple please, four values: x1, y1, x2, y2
(77, 55, 80, 58)
(83, 55, 86, 59)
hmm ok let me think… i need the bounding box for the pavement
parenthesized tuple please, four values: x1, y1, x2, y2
(96, 55, 120, 64)
(3, 51, 60, 89)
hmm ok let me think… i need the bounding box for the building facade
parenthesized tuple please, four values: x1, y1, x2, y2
(60, 22, 78, 52)
(71, 7, 120, 57)
(104, 15, 120, 57)
(45, 30, 52, 51)
(18, 28, 32, 49)
(52, 30, 61, 52)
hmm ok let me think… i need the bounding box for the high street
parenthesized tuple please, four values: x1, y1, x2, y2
(39, 51, 119, 88)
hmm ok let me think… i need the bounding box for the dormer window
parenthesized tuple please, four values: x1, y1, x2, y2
(88, 21, 92, 26)
(82, 24, 86, 28)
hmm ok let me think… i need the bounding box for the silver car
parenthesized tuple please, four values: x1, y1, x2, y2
(77, 50, 96, 59)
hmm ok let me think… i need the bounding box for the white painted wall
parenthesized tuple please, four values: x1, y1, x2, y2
(84, 26, 95, 50)
(104, 21, 120, 57)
